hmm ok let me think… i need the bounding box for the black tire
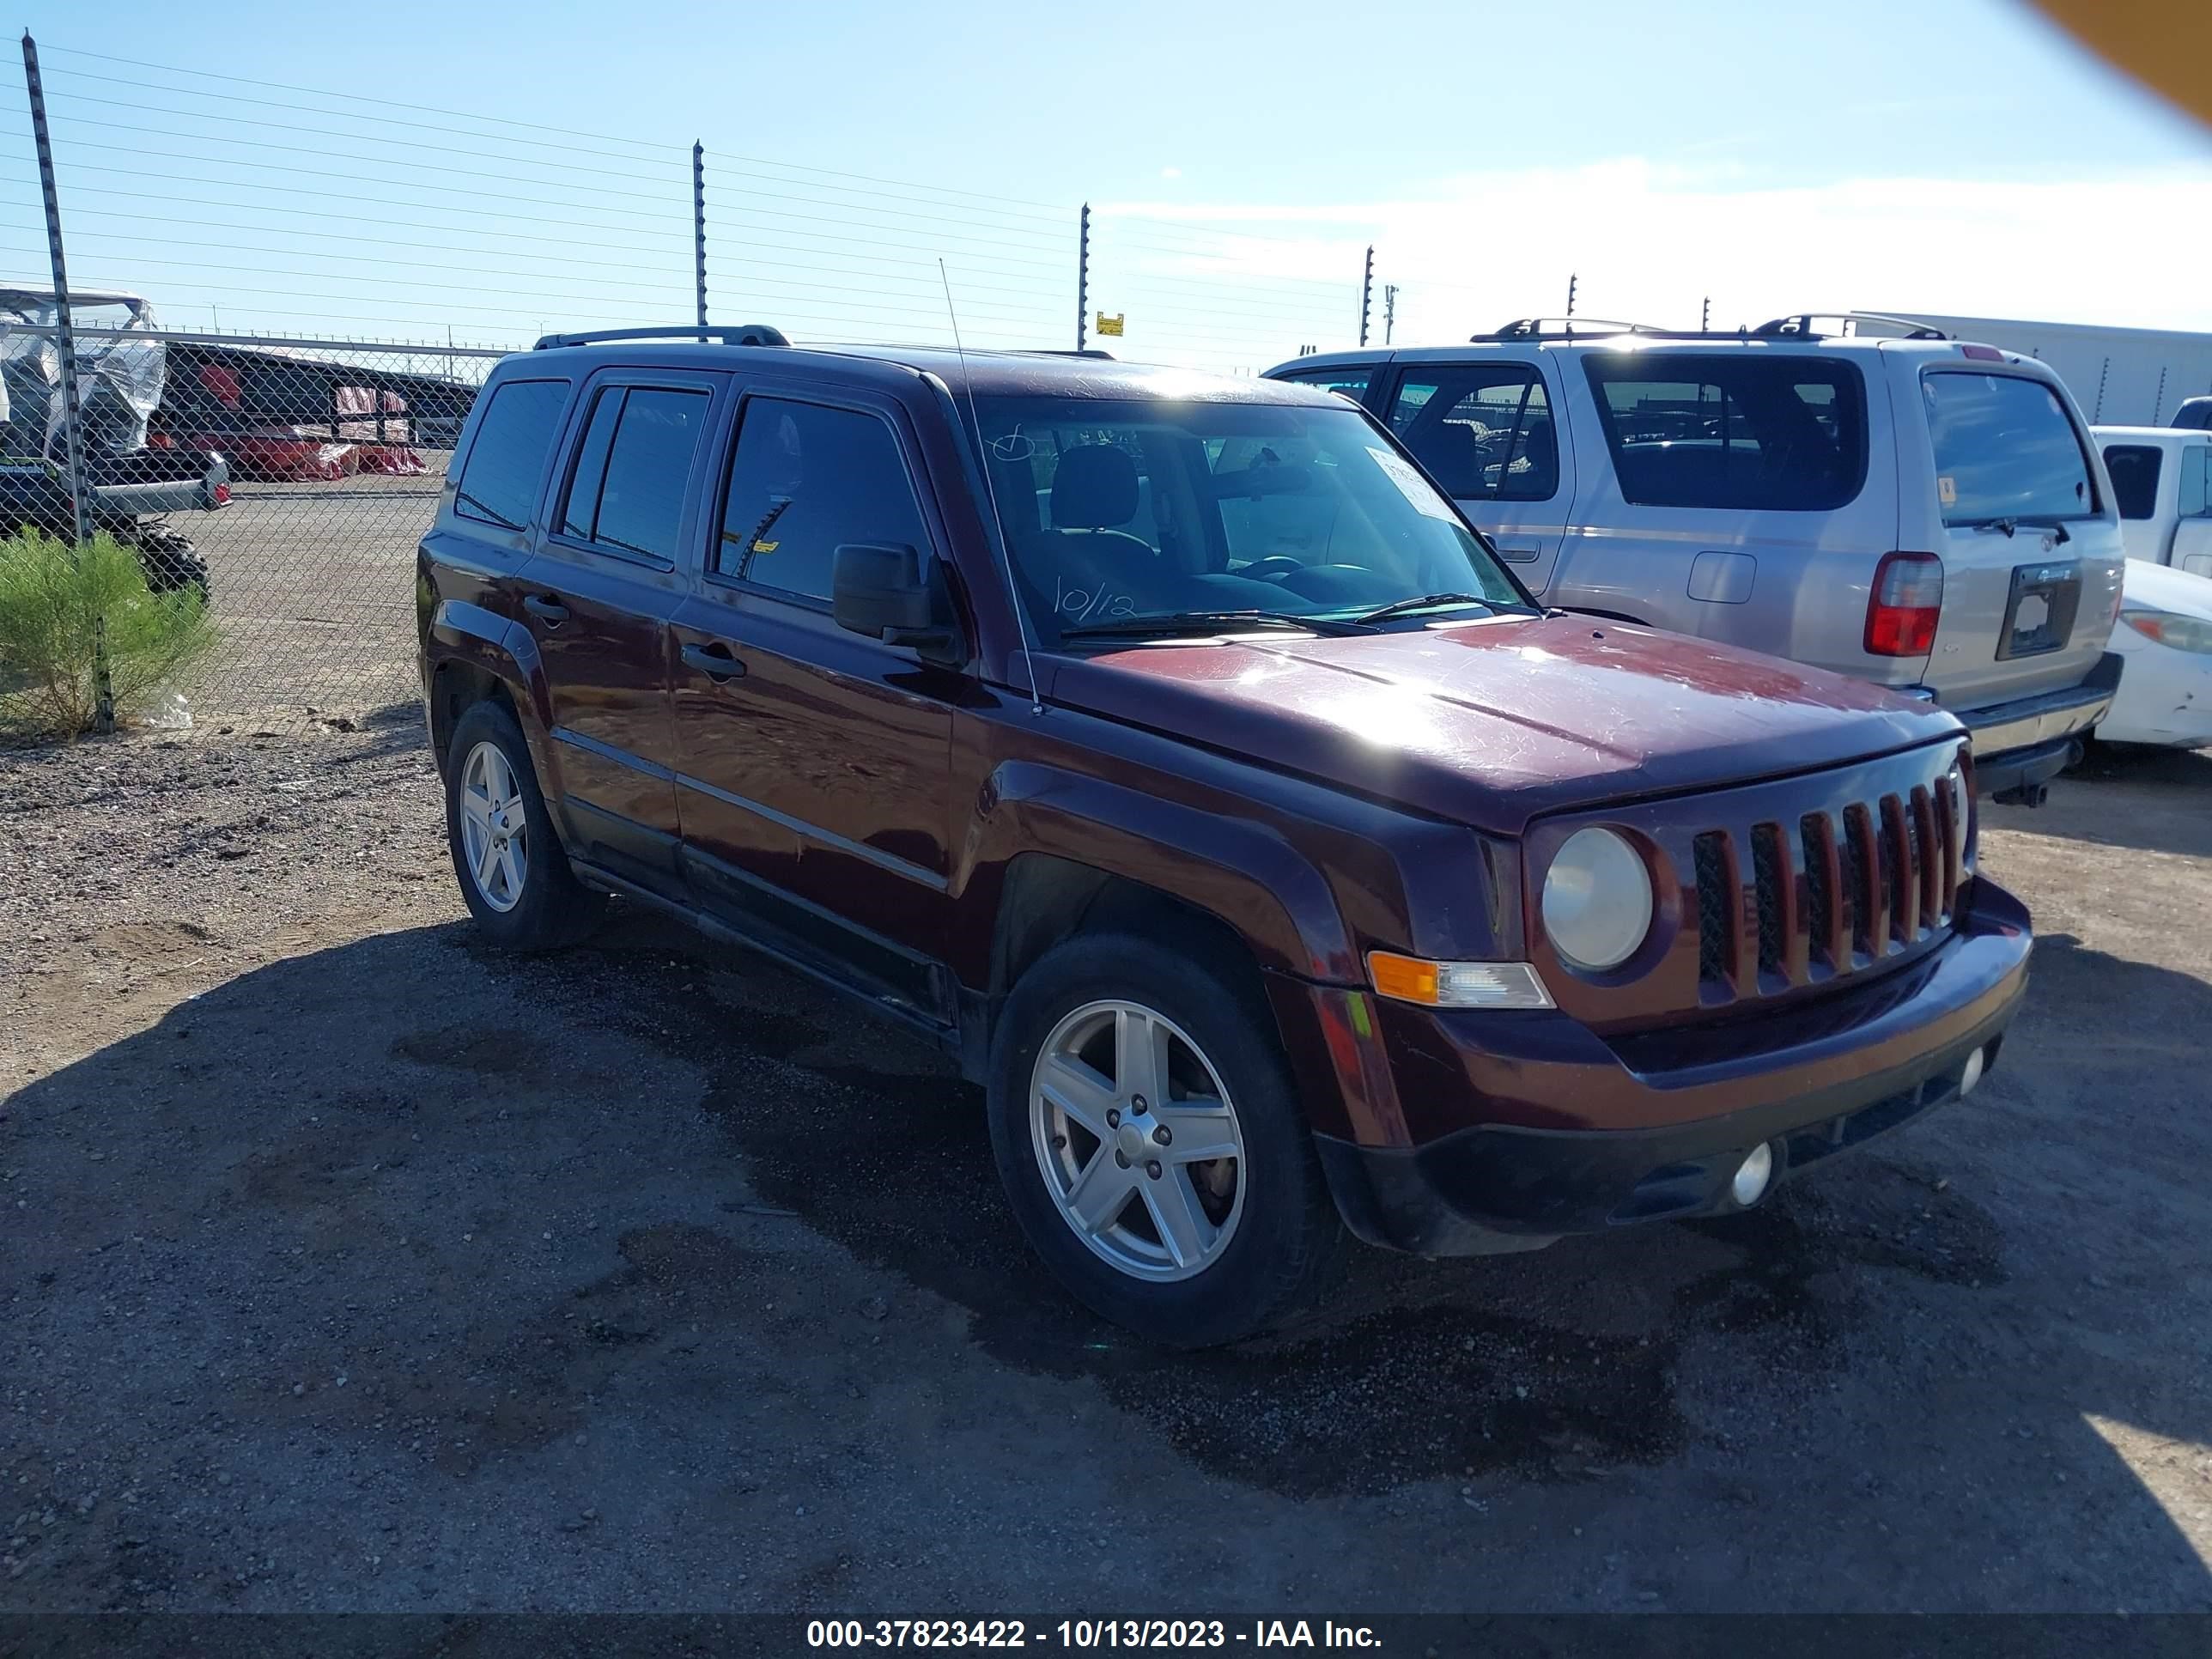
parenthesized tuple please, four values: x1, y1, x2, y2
(987, 931, 1343, 1347)
(131, 529, 211, 600)
(443, 700, 604, 950)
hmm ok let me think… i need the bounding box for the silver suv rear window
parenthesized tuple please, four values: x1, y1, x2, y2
(1922, 371, 2096, 526)
(1582, 354, 1867, 512)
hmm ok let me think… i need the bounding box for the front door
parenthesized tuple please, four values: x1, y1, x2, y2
(668, 382, 961, 1027)
(1379, 356, 1576, 592)
(521, 367, 725, 895)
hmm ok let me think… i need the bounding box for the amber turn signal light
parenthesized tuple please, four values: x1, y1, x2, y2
(1367, 951, 1553, 1010)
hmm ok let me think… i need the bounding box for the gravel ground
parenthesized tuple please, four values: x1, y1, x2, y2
(2, 720, 2209, 1614)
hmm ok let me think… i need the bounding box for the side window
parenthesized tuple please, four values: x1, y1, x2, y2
(1387, 365, 1559, 501)
(454, 379, 568, 530)
(2179, 446, 2210, 518)
(2102, 445, 2164, 520)
(1585, 355, 1868, 512)
(557, 386, 711, 561)
(717, 398, 931, 602)
(1279, 365, 1375, 402)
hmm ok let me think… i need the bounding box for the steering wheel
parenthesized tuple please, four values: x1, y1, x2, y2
(1236, 556, 1307, 583)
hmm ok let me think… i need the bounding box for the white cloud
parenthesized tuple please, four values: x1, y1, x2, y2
(1159, 165, 1182, 179)
(1097, 158, 2212, 350)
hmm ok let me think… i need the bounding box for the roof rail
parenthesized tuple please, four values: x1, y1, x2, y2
(1751, 312, 1950, 341)
(532, 322, 792, 350)
(1475, 317, 1663, 341)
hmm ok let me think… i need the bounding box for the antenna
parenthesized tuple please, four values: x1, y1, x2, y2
(939, 259, 1044, 717)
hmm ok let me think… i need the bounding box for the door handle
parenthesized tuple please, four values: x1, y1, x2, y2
(1492, 538, 1540, 562)
(681, 641, 746, 683)
(522, 593, 569, 625)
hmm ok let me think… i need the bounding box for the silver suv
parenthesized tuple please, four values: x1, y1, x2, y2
(1266, 316, 2125, 801)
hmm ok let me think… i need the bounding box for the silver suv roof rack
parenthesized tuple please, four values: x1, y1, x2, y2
(1752, 312, 1950, 341)
(1475, 317, 1665, 341)
(532, 323, 791, 350)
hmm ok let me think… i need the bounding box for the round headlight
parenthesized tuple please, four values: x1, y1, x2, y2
(1541, 827, 1654, 972)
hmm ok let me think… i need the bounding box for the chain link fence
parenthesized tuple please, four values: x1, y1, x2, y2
(3, 37, 1415, 736)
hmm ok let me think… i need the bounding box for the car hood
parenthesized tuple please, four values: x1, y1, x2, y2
(1038, 615, 1961, 836)
(2124, 556, 2212, 620)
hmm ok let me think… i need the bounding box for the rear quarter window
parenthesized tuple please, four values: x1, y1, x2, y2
(1582, 355, 1867, 511)
(2102, 444, 2163, 520)
(453, 378, 569, 531)
(1922, 372, 2095, 524)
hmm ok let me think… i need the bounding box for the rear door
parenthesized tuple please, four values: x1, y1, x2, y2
(1913, 366, 2123, 711)
(1378, 356, 1575, 590)
(520, 366, 725, 895)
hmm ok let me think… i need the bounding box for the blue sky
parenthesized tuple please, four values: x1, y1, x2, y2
(5, 0, 2209, 366)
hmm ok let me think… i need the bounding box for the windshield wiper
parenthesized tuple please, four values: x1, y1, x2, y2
(1350, 592, 1509, 626)
(1961, 517, 2074, 544)
(1059, 609, 1374, 641)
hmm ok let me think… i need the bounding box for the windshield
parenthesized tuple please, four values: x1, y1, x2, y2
(970, 395, 1531, 644)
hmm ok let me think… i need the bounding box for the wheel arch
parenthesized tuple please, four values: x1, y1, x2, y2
(422, 599, 555, 786)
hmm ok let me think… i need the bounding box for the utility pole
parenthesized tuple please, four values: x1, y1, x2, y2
(1075, 203, 1091, 351)
(23, 30, 109, 732)
(692, 142, 708, 328)
(1565, 272, 1577, 320)
(1358, 245, 1374, 348)
(1383, 283, 1399, 345)
(1701, 295, 1711, 331)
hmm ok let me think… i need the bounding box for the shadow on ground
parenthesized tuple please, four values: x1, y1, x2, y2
(5, 905, 2210, 1610)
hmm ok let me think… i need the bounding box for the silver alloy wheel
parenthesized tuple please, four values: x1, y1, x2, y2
(458, 739, 529, 914)
(1029, 1000, 1247, 1283)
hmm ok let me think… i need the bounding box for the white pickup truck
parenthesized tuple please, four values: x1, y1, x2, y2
(2096, 425, 2212, 576)
(2092, 425, 2212, 747)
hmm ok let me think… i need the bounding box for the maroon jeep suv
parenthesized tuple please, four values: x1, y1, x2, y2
(416, 326, 2031, 1346)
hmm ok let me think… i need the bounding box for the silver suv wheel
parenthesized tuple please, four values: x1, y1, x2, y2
(457, 738, 529, 914)
(1028, 1000, 1247, 1282)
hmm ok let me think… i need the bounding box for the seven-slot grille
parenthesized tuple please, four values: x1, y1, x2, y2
(1693, 754, 1968, 1002)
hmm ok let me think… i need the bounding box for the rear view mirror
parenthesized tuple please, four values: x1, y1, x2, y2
(831, 543, 965, 665)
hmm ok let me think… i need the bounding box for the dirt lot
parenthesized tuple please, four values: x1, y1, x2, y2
(181, 477, 441, 726)
(2, 721, 2209, 1614)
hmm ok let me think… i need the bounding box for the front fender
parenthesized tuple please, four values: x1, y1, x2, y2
(958, 758, 1361, 985)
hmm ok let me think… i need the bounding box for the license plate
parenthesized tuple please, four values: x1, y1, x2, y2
(1996, 558, 2081, 660)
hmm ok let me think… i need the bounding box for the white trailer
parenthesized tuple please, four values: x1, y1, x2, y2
(1858, 311, 2212, 428)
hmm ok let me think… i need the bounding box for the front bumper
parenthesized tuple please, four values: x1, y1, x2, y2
(1301, 878, 2033, 1256)
(1950, 652, 2122, 794)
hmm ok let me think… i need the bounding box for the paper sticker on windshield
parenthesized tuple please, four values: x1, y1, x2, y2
(1367, 447, 1458, 521)
(752, 539, 779, 554)
(1937, 475, 1958, 507)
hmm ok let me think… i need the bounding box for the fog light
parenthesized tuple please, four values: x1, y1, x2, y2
(1730, 1143, 1775, 1207)
(1960, 1046, 1986, 1097)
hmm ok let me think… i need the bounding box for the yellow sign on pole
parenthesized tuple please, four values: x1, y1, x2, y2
(1096, 313, 1125, 337)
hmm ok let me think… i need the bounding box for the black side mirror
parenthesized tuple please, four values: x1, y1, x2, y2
(831, 543, 964, 665)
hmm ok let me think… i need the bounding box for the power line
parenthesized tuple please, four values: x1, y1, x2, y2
(39, 47, 1073, 213)
(7, 118, 692, 211)
(14, 156, 696, 236)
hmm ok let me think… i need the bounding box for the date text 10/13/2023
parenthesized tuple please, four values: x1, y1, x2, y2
(805, 1620, 1384, 1649)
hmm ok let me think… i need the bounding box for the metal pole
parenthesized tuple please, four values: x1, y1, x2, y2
(2094, 356, 2111, 422)
(1701, 295, 1711, 331)
(1383, 283, 1398, 346)
(22, 31, 110, 734)
(1358, 246, 1374, 348)
(1566, 273, 1577, 319)
(692, 141, 708, 328)
(1076, 203, 1091, 351)
(2152, 365, 2169, 425)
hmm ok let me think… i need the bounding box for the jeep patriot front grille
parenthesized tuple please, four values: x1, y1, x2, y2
(1696, 762, 1966, 1002)
(1528, 741, 1972, 1030)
